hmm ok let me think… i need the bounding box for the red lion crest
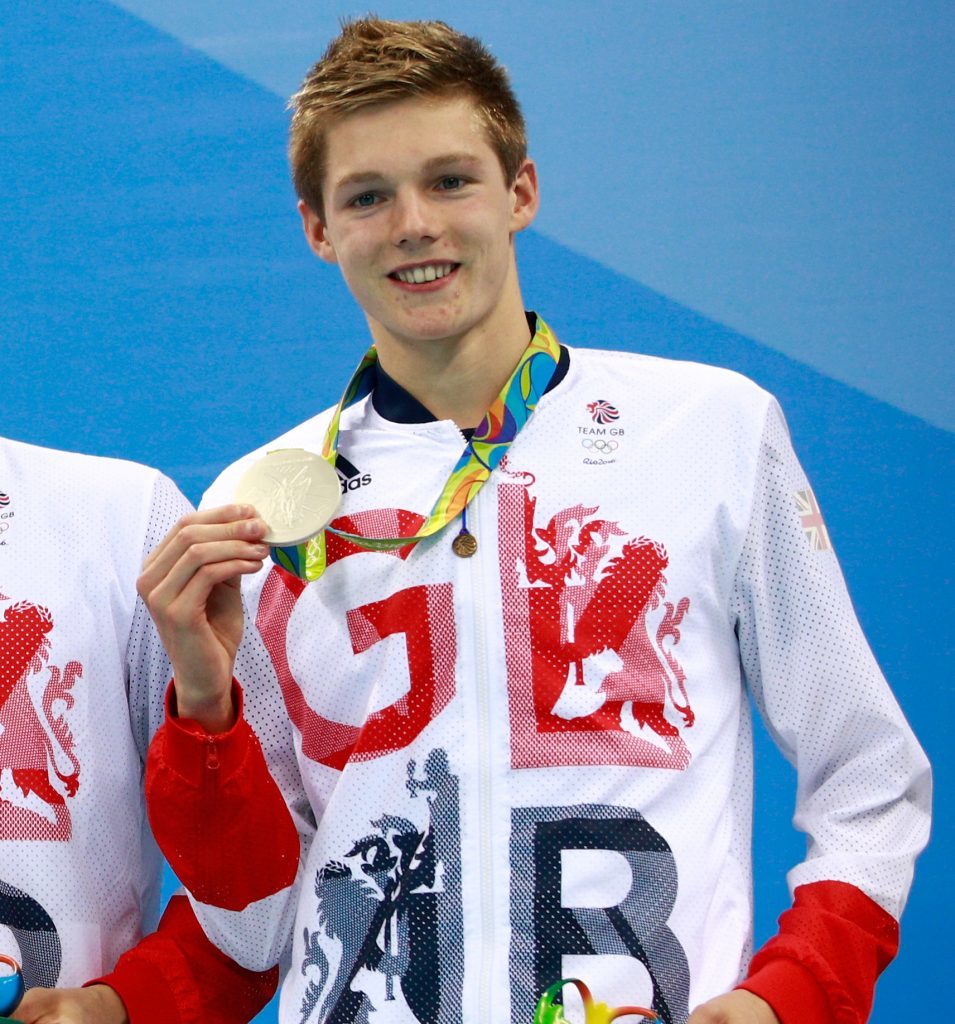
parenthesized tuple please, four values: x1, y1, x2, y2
(0, 594, 82, 841)
(499, 484, 694, 770)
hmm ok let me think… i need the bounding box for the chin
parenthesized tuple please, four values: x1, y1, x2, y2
(387, 313, 473, 346)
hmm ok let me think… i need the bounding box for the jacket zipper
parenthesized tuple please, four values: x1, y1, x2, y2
(471, 495, 497, 1022)
(202, 736, 220, 886)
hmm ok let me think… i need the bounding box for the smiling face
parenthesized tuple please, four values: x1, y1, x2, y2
(299, 93, 539, 364)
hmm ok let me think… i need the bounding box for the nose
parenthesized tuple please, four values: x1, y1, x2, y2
(391, 188, 438, 248)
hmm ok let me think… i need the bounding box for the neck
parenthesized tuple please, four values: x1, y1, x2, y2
(369, 300, 533, 429)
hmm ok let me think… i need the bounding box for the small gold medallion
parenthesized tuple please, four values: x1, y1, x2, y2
(451, 531, 478, 558)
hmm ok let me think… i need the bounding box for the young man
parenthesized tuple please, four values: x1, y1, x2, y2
(0, 437, 276, 1023)
(139, 18, 930, 1024)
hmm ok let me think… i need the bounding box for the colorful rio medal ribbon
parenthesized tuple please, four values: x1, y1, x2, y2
(269, 316, 562, 582)
(534, 978, 658, 1024)
(0, 953, 24, 1019)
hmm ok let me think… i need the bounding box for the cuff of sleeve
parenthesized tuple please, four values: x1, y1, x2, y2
(87, 967, 182, 1024)
(739, 957, 833, 1024)
(162, 680, 253, 787)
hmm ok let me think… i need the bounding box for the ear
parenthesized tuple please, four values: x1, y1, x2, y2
(509, 158, 540, 234)
(298, 199, 338, 265)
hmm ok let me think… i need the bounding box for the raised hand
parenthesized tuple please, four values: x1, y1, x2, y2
(137, 505, 269, 732)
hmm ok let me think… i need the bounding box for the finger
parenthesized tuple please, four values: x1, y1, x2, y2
(145, 543, 270, 626)
(142, 505, 265, 575)
(141, 504, 264, 573)
(139, 517, 268, 601)
(140, 545, 266, 627)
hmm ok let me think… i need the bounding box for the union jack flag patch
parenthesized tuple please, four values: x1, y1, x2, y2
(794, 487, 831, 552)
(587, 399, 619, 425)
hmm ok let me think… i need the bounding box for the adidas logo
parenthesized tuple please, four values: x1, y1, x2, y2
(336, 453, 372, 494)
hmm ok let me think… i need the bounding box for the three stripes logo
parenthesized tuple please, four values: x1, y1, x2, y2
(336, 454, 372, 495)
(0, 494, 10, 508)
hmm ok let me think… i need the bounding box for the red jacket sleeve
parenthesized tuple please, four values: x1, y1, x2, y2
(738, 880, 900, 1024)
(89, 894, 277, 1024)
(145, 683, 299, 911)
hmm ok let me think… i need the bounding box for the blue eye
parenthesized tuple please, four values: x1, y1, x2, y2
(437, 176, 464, 190)
(351, 192, 378, 208)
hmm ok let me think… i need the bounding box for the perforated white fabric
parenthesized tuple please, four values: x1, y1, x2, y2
(0, 438, 190, 987)
(198, 346, 929, 1023)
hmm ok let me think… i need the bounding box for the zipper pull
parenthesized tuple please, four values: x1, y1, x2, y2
(204, 738, 220, 770)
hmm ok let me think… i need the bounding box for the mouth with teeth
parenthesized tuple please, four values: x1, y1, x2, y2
(389, 262, 459, 286)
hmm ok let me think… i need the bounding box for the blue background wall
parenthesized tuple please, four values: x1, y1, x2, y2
(2, 3, 950, 1021)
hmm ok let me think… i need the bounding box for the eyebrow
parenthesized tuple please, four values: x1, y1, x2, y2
(331, 153, 483, 193)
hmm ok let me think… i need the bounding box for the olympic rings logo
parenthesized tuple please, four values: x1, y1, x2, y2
(581, 438, 619, 453)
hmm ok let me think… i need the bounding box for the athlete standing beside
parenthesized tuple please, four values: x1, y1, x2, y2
(138, 18, 930, 1024)
(0, 438, 276, 1023)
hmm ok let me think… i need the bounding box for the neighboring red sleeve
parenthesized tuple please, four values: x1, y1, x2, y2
(738, 880, 900, 1024)
(145, 683, 299, 911)
(89, 894, 277, 1024)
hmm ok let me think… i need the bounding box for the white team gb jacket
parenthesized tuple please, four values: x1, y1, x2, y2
(186, 343, 929, 1024)
(0, 438, 189, 989)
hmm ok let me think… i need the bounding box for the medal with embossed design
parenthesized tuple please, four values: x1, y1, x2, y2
(451, 506, 477, 557)
(451, 531, 478, 557)
(233, 448, 341, 546)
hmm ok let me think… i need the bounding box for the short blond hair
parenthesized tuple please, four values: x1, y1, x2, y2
(289, 17, 527, 217)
